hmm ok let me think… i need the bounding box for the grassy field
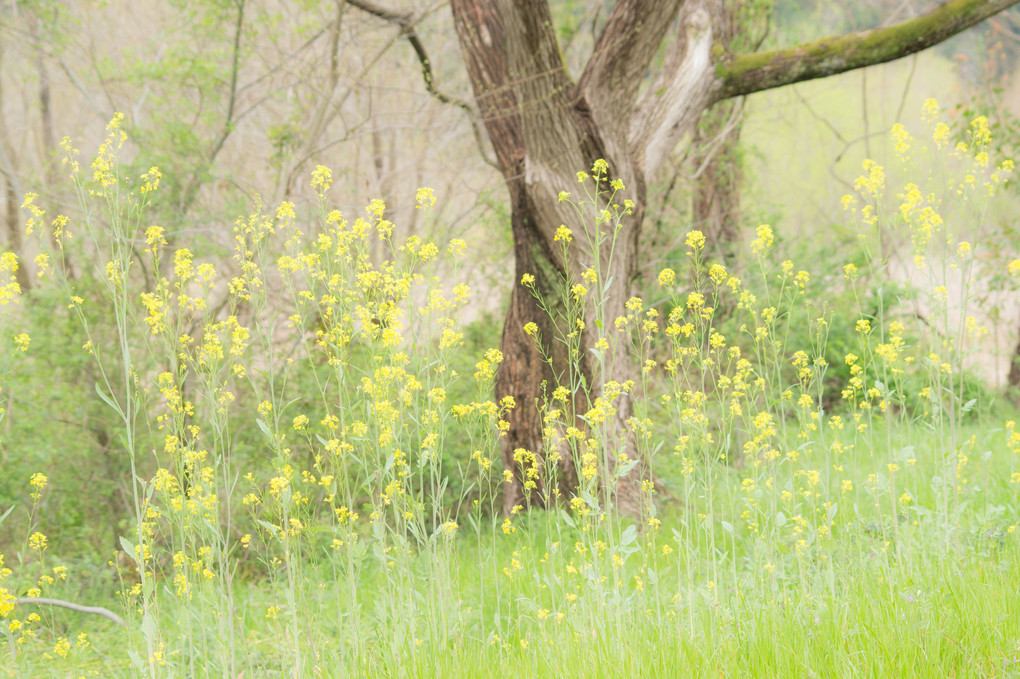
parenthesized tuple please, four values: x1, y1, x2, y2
(1, 102, 1019, 677)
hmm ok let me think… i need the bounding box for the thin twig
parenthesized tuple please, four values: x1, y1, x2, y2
(346, 0, 496, 168)
(690, 98, 745, 181)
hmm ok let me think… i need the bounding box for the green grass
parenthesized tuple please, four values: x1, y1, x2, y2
(7, 422, 1018, 677)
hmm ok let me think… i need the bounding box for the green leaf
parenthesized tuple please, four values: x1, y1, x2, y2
(0, 504, 15, 528)
(620, 524, 637, 547)
(94, 382, 124, 417)
(119, 536, 137, 562)
(616, 459, 639, 478)
(560, 509, 575, 530)
(141, 611, 157, 638)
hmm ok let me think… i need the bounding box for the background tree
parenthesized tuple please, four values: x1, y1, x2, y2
(443, 0, 1020, 512)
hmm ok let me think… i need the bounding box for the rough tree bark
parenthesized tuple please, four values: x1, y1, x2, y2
(690, 1, 768, 265)
(442, 0, 1019, 514)
(691, 100, 743, 264)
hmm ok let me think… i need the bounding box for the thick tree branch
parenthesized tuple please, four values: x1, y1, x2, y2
(451, 0, 581, 183)
(716, 0, 1020, 101)
(577, 0, 685, 127)
(450, 0, 521, 177)
(629, 0, 716, 178)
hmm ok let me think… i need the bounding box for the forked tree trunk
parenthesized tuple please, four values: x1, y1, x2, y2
(451, 0, 714, 513)
(447, 0, 1019, 513)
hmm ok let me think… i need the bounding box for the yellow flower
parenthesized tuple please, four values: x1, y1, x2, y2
(140, 166, 162, 194)
(554, 225, 573, 243)
(657, 268, 675, 287)
(275, 201, 296, 222)
(932, 122, 950, 150)
(173, 248, 194, 283)
(310, 165, 333, 195)
(415, 187, 436, 209)
(854, 159, 885, 198)
(521, 273, 535, 287)
(890, 123, 912, 157)
(145, 226, 167, 251)
(53, 637, 71, 658)
(685, 230, 706, 251)
(447, 239, 466, 256)
(28, 532, 47, 551)
(31, 254, 50, 279)
(751, 224, 774, 254)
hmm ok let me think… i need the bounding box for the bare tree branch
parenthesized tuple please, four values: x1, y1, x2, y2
(16, 598, 125, 626)
(348, 0, 467, 109)
(716, 0, 1020, 101)
(347, 0, 496, 167)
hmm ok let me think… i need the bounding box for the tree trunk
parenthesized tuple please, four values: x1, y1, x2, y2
(0, 34, 30, 291)
(3, 177, 31, 293)
(691, 100, 744, 265)
(450, 0, 712, 513)
(1008, 315, 1020, 390)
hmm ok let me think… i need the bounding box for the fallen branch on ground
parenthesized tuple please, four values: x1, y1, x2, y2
(15, 597, 125, 626)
